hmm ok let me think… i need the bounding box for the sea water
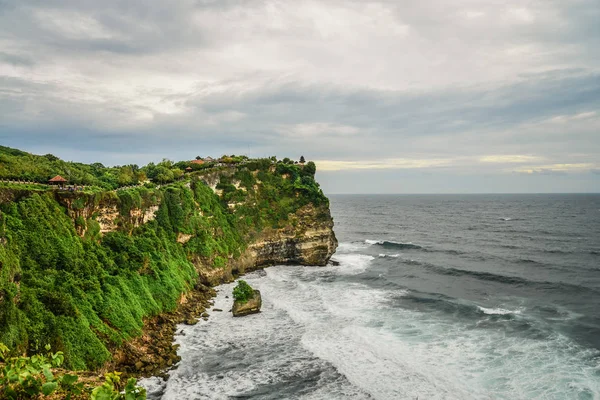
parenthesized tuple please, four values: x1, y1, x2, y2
(142, 194, 600, 399)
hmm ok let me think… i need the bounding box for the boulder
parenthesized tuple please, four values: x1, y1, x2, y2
(232, 290, 262, 317)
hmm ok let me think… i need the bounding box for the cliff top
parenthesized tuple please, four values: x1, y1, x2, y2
(0, 145, 315, 193)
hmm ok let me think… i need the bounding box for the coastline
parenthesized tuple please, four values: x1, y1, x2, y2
(116, 255, 337, 382)
(0, 152, 339, 394)
(111, 282, 218, 380)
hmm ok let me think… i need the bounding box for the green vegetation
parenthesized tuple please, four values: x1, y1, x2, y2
(0, 146, 329, 372)
(232, 280, 254, 303)
(0, 146, 147, 190)
(90, 372, 145, 400)
(0, 343, 68, 399)
(0, 191, 197, 369)
(0, 343, 146, 399)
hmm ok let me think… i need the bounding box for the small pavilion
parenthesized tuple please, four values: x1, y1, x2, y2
(185, 167, 193, 173)
(48, 175, 67, 185)
(191, 159, 204, 165)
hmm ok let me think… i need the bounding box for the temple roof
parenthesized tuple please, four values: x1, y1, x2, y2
(49, 175, 67, 182)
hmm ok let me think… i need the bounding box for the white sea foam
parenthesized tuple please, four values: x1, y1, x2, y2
(336, 241, 369, 253)
(329, 253, 375, 275)
(365, 239, 422, 249)
(378, 253, 400, 258)
(478, 306, 522, 315)
(138, 376, 166, 399)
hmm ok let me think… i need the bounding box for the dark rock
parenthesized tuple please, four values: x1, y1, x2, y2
(232, 290, 262, 317)
(184, 318, 197, 325)
(213, 308, 223, 312)
(329, 259, 340, 266)
(201, 312, 209, 318)
(135, 361, 144, 371)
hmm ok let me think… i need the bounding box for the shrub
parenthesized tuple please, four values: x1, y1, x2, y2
(213, 256, 227, 269)
(232, 280, 254, 303)
(90, 371, 146, 400)
(0, 343, 146, 399)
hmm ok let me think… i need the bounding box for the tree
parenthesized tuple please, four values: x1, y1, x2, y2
(300, 155, 305, 164)
(155, 166, 173, 183)
(171, 168, 183, 180)
(304, 161, 316, 176)
(136, 170, 147, 183)
(232, 280, 254, 303)
(44, 154, 59, 161)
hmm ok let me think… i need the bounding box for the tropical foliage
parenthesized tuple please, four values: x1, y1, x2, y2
(232, 280, 254, 303)
(0, 343, 146, 399)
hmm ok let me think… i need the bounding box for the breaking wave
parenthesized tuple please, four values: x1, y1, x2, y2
(477, 306, 522, 315)
(365, 239, 423, 250)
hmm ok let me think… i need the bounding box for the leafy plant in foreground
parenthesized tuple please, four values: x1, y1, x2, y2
(0, 343, 146, 399)
(0, 343, 79, 399)
(90, 371, 146, 400)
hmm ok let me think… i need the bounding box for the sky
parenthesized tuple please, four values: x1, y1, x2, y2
(0, 0, 599, 193)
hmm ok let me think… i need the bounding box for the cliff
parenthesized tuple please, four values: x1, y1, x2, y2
(0, 156, 337, 371)
(200, 202, 337, 285)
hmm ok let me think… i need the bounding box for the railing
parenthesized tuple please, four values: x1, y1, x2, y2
(0, 179, 91, 191)
(0, 179, 47, 185)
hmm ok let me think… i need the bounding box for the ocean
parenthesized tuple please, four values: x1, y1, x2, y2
(142, 194, 600, 399)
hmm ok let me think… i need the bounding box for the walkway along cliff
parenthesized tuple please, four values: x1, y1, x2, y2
(0, 156, 337, 374)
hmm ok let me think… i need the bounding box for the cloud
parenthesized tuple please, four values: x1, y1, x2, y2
(276, 123, 361, 138)
(316, 158, 456, 171)
(512, 163, 598, 174)
(479, 155, 544, 164)
(548, 111, 597, 123)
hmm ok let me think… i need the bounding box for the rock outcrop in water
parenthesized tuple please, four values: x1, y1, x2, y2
(232, 290, 262, 317)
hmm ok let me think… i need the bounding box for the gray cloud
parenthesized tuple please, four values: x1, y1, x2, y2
(0, 52, 35, 66)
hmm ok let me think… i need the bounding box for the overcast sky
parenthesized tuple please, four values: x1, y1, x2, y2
(0, 0, 599, 193)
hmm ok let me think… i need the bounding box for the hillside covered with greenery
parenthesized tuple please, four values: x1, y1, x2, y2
(0, 146, 268, 190)
(0, 147, 328, 371)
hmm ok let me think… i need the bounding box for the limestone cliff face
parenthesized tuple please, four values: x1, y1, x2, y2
(55, 192, 159, 236)
(242, 203, 337, 267)
(197, 202, 338, 285)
